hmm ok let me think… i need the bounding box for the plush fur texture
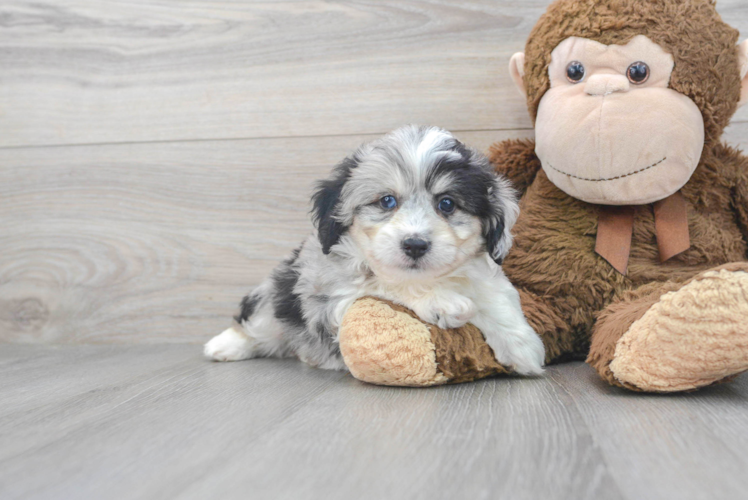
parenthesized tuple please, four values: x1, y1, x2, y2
(497, 142, 748, 366)
(492, 0, 748, 390)
(609, 266, 748, 392)
(340, 297, 449, 387)
(339, 297, 510, 386)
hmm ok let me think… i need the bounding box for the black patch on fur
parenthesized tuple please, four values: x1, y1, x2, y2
(426, 141, 507, 263)
(271, 247, 305, 328)
(485, 217, 506, 264)
(427, 142, 493, 216)
(315, 323, 341, 358)
(311, 157, 357, 254)
(234, 294, 261, 324)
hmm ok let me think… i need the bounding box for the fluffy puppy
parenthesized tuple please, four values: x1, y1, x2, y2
(204, 125, 545, 374)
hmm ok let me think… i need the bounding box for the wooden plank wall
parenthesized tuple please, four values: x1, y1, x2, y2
(1, 0, 747, 344)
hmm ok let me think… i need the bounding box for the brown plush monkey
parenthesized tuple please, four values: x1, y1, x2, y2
(338, 0, 748, 392)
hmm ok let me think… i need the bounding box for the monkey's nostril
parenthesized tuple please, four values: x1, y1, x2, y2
(401, 238, 431, 259)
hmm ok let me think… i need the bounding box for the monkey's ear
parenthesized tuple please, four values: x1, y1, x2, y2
(509, 52, 527, 98)
(738, 40, 748, 108)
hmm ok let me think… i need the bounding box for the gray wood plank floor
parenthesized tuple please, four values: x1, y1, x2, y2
(2, 344, 748, 500)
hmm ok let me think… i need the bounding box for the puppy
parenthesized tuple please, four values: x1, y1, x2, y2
(204, 125, 545, 374)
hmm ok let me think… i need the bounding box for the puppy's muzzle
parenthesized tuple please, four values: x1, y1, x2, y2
(401, 238, 431, 259)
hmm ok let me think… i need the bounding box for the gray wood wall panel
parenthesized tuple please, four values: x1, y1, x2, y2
(1, 0, 747, 344)
(0, 0, 538, 147)
(0, 0, 746, 148)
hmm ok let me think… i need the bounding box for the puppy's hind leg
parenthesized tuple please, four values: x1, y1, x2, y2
(204, 282, 289, 362)
(204, 326, 257, 362)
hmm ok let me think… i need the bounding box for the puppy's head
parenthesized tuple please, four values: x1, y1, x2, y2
(312, 125, 518, 280)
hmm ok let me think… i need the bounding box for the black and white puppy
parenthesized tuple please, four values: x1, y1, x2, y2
(205, 125, 545, 374)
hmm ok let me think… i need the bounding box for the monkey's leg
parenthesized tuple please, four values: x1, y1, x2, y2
(588, 263, 748, 392)
(339, 298, 511, 386)
(337, 289, 575, 386)
(517, 288, 577, 364)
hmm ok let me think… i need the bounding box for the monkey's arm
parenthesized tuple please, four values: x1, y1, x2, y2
(729, 147, 748, 252)
(735, 171, 748, 251)
(487, 139, 541, 197)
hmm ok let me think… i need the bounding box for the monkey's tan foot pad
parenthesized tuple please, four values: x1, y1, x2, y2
(339, 297, 511, 387)
(610, 269, 748, 392)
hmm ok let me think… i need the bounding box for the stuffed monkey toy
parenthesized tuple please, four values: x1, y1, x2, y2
(338, 0, 748, 392)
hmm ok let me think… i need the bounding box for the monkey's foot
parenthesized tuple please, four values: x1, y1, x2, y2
(610, 268, 748, 392)
(339, 297, 511, 387)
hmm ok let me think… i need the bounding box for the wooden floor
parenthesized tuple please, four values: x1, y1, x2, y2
(2, 344, 748, 500)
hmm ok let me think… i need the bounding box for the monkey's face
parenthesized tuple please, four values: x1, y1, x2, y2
(534, 35, 704, 205)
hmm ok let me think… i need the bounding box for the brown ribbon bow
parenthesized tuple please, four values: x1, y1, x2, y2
(595, 191, 690, 275)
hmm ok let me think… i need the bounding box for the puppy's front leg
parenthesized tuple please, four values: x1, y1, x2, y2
(409, 291, 478, 329)
(470, 277, 545, 375)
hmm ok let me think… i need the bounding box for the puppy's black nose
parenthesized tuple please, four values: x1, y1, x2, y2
(401, 238, 430, 259)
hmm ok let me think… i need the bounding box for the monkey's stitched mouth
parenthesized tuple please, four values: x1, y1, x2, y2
(546, 157, 667, 182)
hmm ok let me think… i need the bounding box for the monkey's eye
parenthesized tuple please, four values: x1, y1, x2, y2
(379, 195, 397, 210)
(627, 61, 649, 84)
(566, 61, 585, 83)
(437, 197, 455, 214)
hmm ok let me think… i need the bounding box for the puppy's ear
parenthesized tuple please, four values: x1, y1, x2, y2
(484, 176, 519, 264)
(311, 158, 355, 254)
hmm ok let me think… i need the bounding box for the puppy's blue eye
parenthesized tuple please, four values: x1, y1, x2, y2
(380, 195, 397, 210)
(438, 197, 455, 214)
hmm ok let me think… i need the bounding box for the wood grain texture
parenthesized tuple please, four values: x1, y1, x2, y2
(0, 129, 531, 344)
(551, 363, 748, 500)
(0, 0, 745, 148)
(2, 345, 748, 500)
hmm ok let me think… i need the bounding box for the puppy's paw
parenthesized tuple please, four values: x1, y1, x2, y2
(504, 326, 545, 376)
(434, 295, 478, 329)
(204, 327, 256, 362)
